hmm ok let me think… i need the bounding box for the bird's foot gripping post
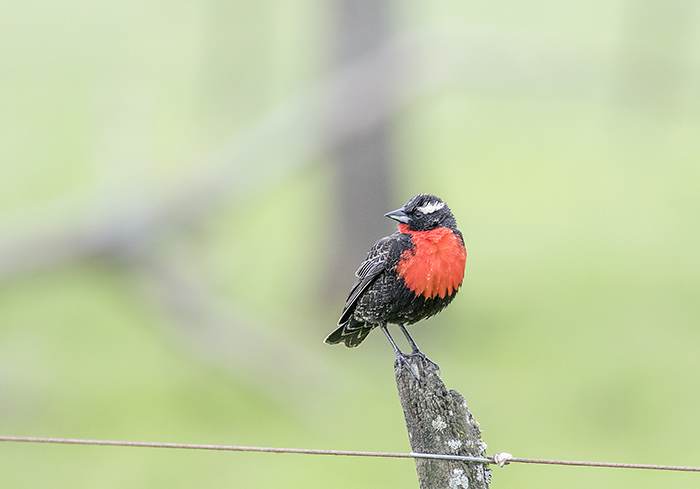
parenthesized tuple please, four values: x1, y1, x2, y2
(381, 325, 420, 379)
(395, 355, 491, 489)
(406, 350, 440, 375)
(398, 324, 441, 374)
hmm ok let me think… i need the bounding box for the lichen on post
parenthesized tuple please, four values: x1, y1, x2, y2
(395, 356, 491, 489)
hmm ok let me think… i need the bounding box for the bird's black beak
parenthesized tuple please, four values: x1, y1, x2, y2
(384, 207, 409, 224)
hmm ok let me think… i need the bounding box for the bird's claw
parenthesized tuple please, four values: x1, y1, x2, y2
(407, 350, 440, 375)
(394, 352, 420, 380)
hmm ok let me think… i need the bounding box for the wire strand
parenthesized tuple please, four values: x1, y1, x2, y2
(1, 436, 699, 472)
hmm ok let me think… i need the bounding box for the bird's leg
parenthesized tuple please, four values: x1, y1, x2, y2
(398, 324, 422, 353)
(398, 324, 440, 374)
(381, 325, 418, 380)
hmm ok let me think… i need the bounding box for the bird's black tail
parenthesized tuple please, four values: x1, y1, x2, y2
(324, 319, 374, 348)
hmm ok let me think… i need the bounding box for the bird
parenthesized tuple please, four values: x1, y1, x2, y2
(325, 193, 466, 372)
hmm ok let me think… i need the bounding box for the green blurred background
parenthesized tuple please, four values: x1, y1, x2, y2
(2, 1, 700, 487)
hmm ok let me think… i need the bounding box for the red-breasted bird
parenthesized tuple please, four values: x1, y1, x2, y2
(325, 194, 466, 370)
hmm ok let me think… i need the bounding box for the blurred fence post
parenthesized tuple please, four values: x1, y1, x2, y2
(326, 0, 394, 299)
(395, 356, 491, 489)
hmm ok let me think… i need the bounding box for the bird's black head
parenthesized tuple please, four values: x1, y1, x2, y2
(385, 194, 457, 232)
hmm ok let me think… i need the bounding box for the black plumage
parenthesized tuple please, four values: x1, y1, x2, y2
(325, 194, 466, 362)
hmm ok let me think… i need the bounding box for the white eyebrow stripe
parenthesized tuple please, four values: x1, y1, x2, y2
(416, 201, 445, 214)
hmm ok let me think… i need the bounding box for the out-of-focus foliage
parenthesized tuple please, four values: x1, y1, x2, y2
(1, 1, 700, 488)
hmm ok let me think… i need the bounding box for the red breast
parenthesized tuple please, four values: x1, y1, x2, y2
(396, 223, 467, 299)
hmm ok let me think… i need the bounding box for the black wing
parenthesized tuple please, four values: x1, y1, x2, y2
(337, 235, 395, 326)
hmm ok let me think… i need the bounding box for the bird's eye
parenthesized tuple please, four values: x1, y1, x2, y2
(414, 210, 423, 218)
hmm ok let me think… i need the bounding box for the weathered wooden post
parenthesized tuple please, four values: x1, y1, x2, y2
(396, 356, 491, 489)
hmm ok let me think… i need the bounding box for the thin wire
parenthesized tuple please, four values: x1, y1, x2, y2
(506, 457, 700, 472)
(1, 436, 699, 472)
(0, 436, 486, 462)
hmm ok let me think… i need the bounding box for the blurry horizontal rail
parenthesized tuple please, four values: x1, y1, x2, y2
(1, 436, 699, 472)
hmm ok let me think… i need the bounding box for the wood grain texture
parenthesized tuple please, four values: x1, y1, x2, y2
(395, 356, 491, 489)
